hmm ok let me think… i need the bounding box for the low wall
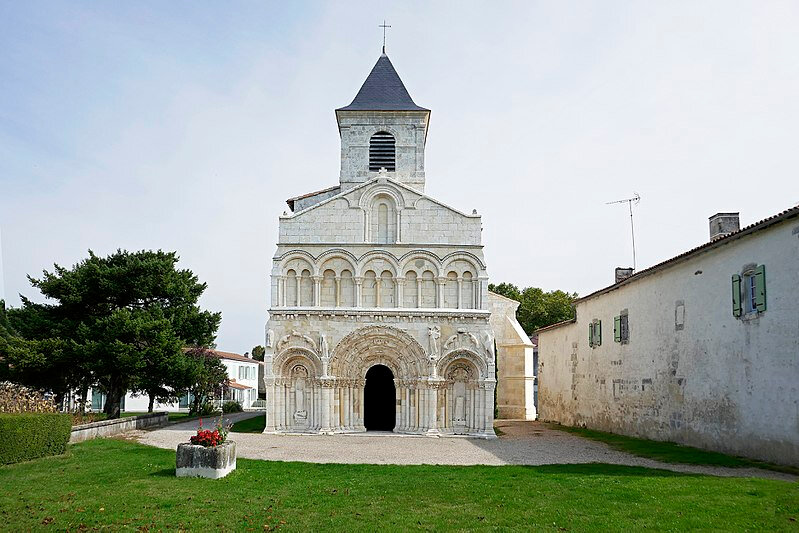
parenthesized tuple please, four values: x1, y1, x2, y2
(70, 412, 168, 443)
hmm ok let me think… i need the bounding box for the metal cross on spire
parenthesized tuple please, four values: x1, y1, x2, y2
(379, 20, 391, 53)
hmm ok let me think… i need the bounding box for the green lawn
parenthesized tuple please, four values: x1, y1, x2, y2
(230, 414, 266, 433)
(0, 440, 796, 531)
(552, 424, 799, 475)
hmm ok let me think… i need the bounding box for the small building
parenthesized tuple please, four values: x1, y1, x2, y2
(84, 348, 262, 412)
(537, 207, 799, 465)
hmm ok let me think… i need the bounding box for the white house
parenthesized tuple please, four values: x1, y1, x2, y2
(85, 348, 263, 412)
(537, 207, 799, 465)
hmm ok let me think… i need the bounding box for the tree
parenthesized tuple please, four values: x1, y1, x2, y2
(182, 347, 228, 415)
(489, 283, 578, 335)
(10, 250, 221, 418)
(251, 345, 265, 361)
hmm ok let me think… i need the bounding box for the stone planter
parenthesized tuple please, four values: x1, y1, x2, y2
(176, 441, 236, 479)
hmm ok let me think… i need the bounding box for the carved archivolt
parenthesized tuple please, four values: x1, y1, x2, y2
(273, 348, 323, 377)
(437, 349, 487, 381)
(330, 325, 427, 379)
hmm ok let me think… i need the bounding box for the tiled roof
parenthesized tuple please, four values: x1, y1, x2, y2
(285, 185, 340, 211)
(337, 53, 428, 112)
(211, 349, 261, 364)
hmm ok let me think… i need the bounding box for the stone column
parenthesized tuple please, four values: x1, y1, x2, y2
(427, 381, 442, 435)
(376, 277, 382, 308)
(457, 277, 463, 309)
(313, 275, 322, 307)
(396, 278, 405, 308)
(320, 380, 333, 433)
(358, 382, 365, 430)
(295, 274, 301, 307)
(416, 278, 422, 308)
(335, 276, 341, 307)
(355, 277, 363, 308)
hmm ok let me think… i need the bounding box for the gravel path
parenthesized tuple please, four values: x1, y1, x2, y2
(130, 414, 795, 481)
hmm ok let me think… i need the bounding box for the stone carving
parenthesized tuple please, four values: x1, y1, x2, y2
(266, 329, 275, 349)
(443, 330, 480, 351)
(428, 326, 441, 358)
(320, 333, 330, 377)
(482, 332, 495, 361)
(276, 330, 318, 353)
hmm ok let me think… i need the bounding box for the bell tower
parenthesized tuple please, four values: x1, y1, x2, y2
(335, 52, 430, 192)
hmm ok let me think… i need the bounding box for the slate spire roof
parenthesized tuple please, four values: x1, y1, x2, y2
(337, 52, 428, 112)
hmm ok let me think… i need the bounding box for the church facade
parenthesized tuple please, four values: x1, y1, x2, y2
(263, 51, 496, 437)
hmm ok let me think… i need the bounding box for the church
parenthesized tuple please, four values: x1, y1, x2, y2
(262, 49, 496, 437)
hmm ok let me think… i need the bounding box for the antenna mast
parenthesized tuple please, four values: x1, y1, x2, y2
(606, 193, 641, 271)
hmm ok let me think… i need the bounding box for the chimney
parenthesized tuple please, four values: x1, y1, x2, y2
(709, 212, 740, 241)
(244, 351, 251, 359)
(615, 267, 634, 284)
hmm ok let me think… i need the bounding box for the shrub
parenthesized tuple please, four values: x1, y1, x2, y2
(199, 401, 217, 416)
(222, 401, 242, 414)
(0, 382, 57, 413)
(0, 412, 72, 464)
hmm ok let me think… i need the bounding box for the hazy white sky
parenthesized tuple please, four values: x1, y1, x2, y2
(2, 2, 798, 353)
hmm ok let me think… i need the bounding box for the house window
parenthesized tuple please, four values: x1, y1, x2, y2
(369, 131, 396, 171)
(732, 265, 766, 317)
(614, 311, 629, 343)
(588, 319, 602, 348)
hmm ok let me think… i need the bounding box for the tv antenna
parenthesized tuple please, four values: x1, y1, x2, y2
(606, 193, 641, 271)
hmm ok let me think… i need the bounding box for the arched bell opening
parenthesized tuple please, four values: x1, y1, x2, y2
(364, 364, 396, 431)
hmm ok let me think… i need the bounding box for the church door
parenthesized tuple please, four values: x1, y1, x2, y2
(364, 364, 396, 431)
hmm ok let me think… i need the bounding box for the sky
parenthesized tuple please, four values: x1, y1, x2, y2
(2, 1, 798, 353)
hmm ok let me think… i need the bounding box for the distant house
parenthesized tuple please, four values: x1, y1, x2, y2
(84, 348, 263, 412)
(537, 207, 799, 465)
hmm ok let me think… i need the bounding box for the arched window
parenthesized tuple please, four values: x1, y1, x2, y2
(363, 271, 377, 307)
(462, 271, 474, 309)
(370, 195, 397, 244)
(369, 131, 396, 171)
(444, 271, 458, 308)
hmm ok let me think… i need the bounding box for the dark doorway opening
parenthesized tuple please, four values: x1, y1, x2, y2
(364, 364, 396, 431)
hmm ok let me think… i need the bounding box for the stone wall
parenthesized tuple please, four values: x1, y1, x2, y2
(70, 412, 168, 443)
(538, 218, 799, 465)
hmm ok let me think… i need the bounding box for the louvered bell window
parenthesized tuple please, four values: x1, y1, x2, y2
(369, 131, 396, 171)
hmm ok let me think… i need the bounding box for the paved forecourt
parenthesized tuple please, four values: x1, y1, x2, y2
(129, 413, 794, 481)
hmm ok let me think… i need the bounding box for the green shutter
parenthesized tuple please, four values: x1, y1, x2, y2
(732, 274, 742, 317)
(755, 265, 767, 312)
(596, 320, 602, 346)
(614, 316, 621, 342)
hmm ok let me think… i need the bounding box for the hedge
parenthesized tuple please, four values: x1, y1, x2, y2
(0, 413, 72, 464)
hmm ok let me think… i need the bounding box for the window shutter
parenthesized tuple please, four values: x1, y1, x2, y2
(731, 274, 742, 317)
(588, 323, 593, 347)
(614, 316, 621, 342)
(596, 320, 602, 346)
(755, 265, 767, 312)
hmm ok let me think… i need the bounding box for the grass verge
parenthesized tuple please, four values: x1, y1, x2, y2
(231, 414, 266, 433)
(552, 423, 799, 475)
(0, 439, 797, 531)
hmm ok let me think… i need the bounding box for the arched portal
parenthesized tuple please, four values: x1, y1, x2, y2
(364, 364, 396, 431)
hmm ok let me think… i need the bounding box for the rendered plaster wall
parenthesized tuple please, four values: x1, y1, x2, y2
(489, 292, 537, 420)
(538, 219, 799, 465)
